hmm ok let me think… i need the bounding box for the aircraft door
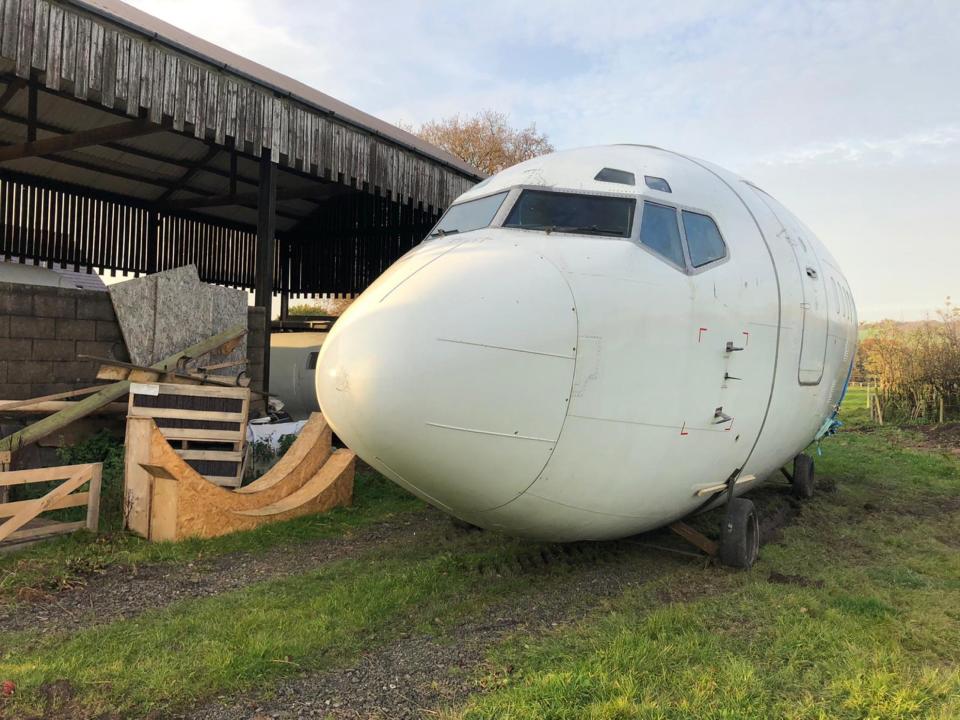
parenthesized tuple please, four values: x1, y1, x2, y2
(748, 189, 829, 385)
(792, 234, 828, 384)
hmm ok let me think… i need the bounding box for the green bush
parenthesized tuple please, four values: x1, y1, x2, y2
(56, 430, 126, 529)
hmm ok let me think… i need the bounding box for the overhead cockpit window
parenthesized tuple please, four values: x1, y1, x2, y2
(429, 191, 508, 238)
(503, 190, 635, 237)
(639, 202, 685, 266)
(644, 176, 672, 193)
(594, 168, 636, 186)
(681, 210, 727, 267)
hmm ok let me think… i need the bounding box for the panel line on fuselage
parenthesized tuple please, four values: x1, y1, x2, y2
(436, 337, 575, 360)
(424, 424, 555, 444)
(664, 150, 784, 479)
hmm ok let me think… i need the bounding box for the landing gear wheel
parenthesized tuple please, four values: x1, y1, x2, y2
(719, 498, 759, 569)
(792, 454, 815, 500)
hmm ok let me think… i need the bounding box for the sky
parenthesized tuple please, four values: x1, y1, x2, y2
(126, 0, 960, 322)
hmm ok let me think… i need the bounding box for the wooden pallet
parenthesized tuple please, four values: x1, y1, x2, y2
(0, 463, 102, 548)
(126, 383, 250, 489)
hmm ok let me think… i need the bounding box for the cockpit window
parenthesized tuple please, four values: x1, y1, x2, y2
(595, 168, 636, 186)
(503, 190, 635, 238)
(681, 210, 727, 267)
(429, 191, 508, 237)
(639, 202, 685, 266)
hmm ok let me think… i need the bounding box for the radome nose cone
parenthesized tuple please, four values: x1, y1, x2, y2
(317, 237, 577, 513)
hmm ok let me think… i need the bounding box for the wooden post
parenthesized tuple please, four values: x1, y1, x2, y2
(86, 463, 102, 532)
(279, 239, 290, 321)
(255, 150, 276, 392)
(939, 395, 945, 424)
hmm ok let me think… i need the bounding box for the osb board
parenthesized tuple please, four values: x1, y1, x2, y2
(109, 265, 248, 371)
(141, 423, 353, 540)
(124, 413, 332, 539)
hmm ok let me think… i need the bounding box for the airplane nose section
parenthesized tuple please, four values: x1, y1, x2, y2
(316, 238, 577, 513)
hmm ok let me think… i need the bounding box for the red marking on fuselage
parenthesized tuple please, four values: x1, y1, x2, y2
(698, 327, 708, 342)
(680, 421, 689, 436)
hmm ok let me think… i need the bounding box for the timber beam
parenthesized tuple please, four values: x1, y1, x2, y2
(163, 182, 347, 211)
(0, 119, 162, 163)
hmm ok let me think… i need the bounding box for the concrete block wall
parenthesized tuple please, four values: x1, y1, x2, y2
(0, 282, 129, 400)
(0, 282, 268, 401)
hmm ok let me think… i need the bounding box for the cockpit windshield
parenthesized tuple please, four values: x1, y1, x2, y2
(503, 190, 635, 238)
(429, 191, 508, 237)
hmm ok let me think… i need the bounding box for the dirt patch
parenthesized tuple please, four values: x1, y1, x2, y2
(767, 571, 825, 589)
(911, 422, 960, 457)
(0, 511, 442, 636)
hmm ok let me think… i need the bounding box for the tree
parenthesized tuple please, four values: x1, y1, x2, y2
(403, 110, 554, 176)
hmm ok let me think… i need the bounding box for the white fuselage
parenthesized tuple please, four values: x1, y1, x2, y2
(315, 145, 857, 540)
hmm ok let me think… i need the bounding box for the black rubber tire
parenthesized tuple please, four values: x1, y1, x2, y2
(792, 454, 815, 500)
(719, 498, 760, 569)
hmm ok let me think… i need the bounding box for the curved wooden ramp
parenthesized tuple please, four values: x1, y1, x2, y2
(129, 412, 354, 541)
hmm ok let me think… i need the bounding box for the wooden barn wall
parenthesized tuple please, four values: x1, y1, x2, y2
(282, 193, 439, 296)
(0, 0, 477, 210)
(0, 174, 439, 295)
(0, 174, 257, 287)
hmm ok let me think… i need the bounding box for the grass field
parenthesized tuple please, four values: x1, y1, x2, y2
(0, 392, 957, 719)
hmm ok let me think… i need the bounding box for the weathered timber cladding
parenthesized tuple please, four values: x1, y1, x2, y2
(0, 174, 440, 295)
(0, 0, 477, 210)
(0, 175, 259, 287)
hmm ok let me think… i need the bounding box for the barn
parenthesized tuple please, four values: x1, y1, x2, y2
(0, 0, 481, 389)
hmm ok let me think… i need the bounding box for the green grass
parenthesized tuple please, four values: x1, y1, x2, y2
(445, 403, 960, 720)
(0, 469, 423, 600)
(1, 393, 958, 718)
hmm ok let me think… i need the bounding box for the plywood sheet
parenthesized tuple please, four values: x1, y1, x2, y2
(109, 265, 247, 370)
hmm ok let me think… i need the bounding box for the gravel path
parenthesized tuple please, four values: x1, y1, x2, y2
(0, 510, 442, 636)
(171, 549, 677, 720)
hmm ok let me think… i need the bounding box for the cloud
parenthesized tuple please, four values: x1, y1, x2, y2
(122, 0, 959, 321)
(757, 127, 960, 167)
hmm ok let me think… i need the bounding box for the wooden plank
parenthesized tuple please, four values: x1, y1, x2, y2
(157, 428, 243, 442)
(1, 0, 20, 58)
(43, 2, 62, 90)
(0, 119, 162, 162)
(123, 415, 153, 537)
(176, 449, 243, 462)
(669, 521, 719, 557)
(7, 520, 85, 542)
(0, 492, 88, 518)
(14, 0, 34, 78)
(0, 464, 93, 542)
(0, 462, 97, 487)
(73, 13, 89, 98)
(0, 385, 104, 411)
(30, 0, 48, 71)
(204, 475, 242, 488)
(85, 463, 101, 531)
(60, 8, 76, 85)
(100, 27, 116, 106)
(147, 383, 248, 399)
(128, 406, 244, 422)
(125, 38, 143, 116)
